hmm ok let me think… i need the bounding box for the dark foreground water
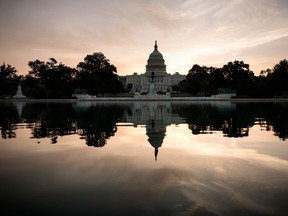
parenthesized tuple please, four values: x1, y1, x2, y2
(1, 100, 288, 216)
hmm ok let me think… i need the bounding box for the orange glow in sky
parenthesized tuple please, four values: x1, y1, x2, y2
(1, 0, 288, 76)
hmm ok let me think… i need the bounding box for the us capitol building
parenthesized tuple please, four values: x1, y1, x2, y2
(120, 41, 186, 94)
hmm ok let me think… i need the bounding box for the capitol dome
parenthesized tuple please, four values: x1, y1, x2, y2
(121, 40, 186, 94)
(146, 41, 166, 71)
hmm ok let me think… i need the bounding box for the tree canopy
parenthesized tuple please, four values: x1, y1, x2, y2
(260, 59, 288, 97)
(178, 59, 288, 97)
(0, 54, 287, 98)
(185, 64, 210, 95)
(25, 58, 76, 98)
(76, 52, 123, 96)
(0, 63, 19, 97)
(221, 60, 255, 96)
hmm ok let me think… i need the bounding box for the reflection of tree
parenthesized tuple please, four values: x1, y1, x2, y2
(262, 103, 288, 141)
(2, 101, 288, 144)
(188, 124, 213, 135)
(0, 102, 18, 139)
(74, 104, 124, 147)
(174, 103, 253, 138)
(22, 103, 77, 144)
(77, 126, 118, 147)
(222, 119, 249, 138)
(177, 102, 288, 140)
(21, 102, 125, 146)
(1, 125, 16, 139)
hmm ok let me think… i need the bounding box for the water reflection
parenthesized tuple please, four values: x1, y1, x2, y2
(1, 100, 288, 162)
(124, 101, 183, 161)
(1, 101, 288, 142)
(0, 101, 18, 139)
(1, 101, 288, 216)
(73, 103, 124, 147)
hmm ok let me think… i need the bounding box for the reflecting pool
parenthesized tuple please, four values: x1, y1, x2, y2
(1, 100, 288, 216)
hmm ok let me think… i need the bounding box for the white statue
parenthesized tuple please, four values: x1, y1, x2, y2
(13, 84, 26, 99)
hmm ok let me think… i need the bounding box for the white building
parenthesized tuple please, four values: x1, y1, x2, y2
(121, 41, 186, 93)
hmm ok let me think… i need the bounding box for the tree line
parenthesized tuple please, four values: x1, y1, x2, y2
(174, 59, 288, 97)
(2, 101, 288, 141)
(0, 52, 124, 98)
(0, 51, 287, 98)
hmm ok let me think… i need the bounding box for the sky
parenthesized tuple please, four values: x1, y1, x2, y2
(0, 0, 288, 76)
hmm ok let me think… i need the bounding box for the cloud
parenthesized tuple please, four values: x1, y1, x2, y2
(0, 0, 287, 75)
(3, 140, 288, 215)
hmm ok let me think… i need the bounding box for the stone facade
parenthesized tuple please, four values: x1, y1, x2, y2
(121, 41, 186, 93)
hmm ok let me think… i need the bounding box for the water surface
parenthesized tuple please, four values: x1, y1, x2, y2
(1, 101, 288, 216)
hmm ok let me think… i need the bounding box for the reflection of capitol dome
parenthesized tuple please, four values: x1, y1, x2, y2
(147, 130, 165, 149)
(146, 119, 166, 161)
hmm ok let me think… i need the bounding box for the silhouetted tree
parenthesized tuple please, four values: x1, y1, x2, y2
(27, 58, 76, 98)
(22, 74, 44, 98)
(76, 52, 123, 96)
(252, 70, 272, 97)
(0, 63, 19, 97)
(180, 61, 257, 96)
(184, 64, 210, 95)
(171, 83, 184, 93)
(221, 61, 255, 96)
(264, 59, 288, 97)
(207, 67, 226, 94)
